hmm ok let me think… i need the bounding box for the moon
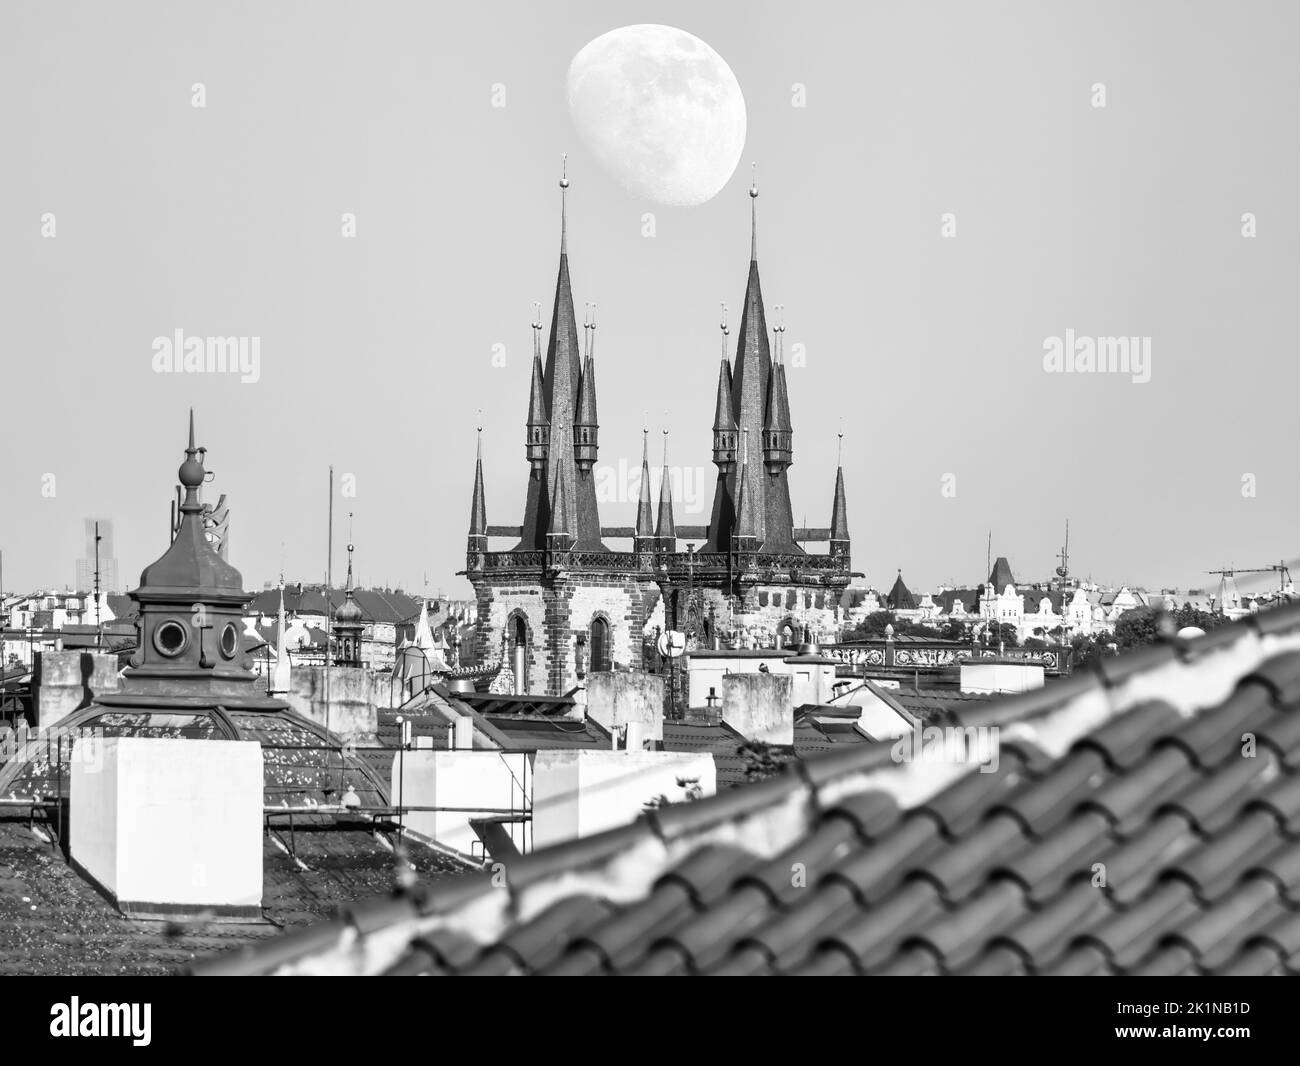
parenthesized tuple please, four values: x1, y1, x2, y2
(567, 25, 747, 207)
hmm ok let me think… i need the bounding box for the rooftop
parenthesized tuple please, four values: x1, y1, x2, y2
(193, 600, 1300, 976)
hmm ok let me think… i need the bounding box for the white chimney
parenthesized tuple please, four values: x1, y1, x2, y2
(625, 721, 645, 753)
(453, 715, 474, 750)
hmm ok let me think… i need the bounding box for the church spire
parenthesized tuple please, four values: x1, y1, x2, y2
(469, 420, 487, 538)
(711, 304, 737, 467)
(763, 304, 793, 470)
(525, 303, 549, 471)
(655, 427, 676, 547)
(634, 425, 654, 545)
(729, 166, 772, 544)
(830, 426, 850, 565)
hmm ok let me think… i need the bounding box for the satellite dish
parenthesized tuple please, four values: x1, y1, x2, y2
(657, 630, 686, 658)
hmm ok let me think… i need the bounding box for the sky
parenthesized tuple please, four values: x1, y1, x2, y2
(1, 0, 1298, 602)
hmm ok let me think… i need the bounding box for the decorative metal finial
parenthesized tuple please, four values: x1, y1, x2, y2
(837, 420, 844, 465)
(589, 301, 596, 329)
(662, 425, 669, 466)
(559, 154, 570, 253)
(749, 164, 758, 260)
(749, 162, 758, 198)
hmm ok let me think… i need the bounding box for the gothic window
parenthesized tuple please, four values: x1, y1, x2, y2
(590, 617, 611, 674)
(510, 614, 529, 693)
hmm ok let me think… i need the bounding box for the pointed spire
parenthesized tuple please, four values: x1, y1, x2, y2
(730, 174, 772, 538)
(765, 307, 793, 434)
(635, 425, 654, 540)
(574, 301, 599, 467)
(525, 303, 549, 471)
(544, 165, 583, 472)
(469, 420, 487, 536)
(830, 429, 849, 544)
(656, 428, 676, 541)
(887, 570, 916, 611)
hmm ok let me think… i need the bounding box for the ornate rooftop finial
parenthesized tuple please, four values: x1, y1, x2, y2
(749, 162, 758, 261)
(838, 419, 844, 465)
(662, 425, 669, 467)
(179, 408, 205, 514)
(560, 152, 569, 255)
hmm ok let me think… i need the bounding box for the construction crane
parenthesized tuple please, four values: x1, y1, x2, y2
(1204, 560, 1296, 613)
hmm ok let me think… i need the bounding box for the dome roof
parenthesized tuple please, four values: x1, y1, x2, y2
(335, 594, 364, 624)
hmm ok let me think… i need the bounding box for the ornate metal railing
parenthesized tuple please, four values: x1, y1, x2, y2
(827, 640, 1072, 675)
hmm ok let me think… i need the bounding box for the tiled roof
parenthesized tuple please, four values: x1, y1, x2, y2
(0, 815, 472, 975)
(192, 603, 1300, 976)
(483, 715, 611, 752)
(661, 720, 751, 787)
(889, 687, 994, 722)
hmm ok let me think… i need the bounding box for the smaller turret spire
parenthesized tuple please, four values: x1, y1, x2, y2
(656, 427, 676, 544)
(712, 305, 737, 468)
(469, 419, 487, 537)
(635, 425, 654, 543)
(574, 300, 599, 468)
(830, 428, 850, 547)
(763, 305, 793, 470)
(525, 302, 549, 470)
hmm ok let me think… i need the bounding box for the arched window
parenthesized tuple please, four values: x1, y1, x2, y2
(510, 614, 529, 694)
(779, 619, 797, 649)
(589, 617, 611, 674)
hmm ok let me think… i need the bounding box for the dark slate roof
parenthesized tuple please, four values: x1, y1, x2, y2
(192, 602, 1300, 976)
(988, 556, 1016, 591)
(246, 586, 422, 625)
(886, 572, 916, 611)
(934, 588, 980, 613)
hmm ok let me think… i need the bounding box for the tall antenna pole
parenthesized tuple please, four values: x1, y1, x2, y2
(986, 530, 991, 581)
(93, 520, 102, 642)
(325, 465, 334, 729)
